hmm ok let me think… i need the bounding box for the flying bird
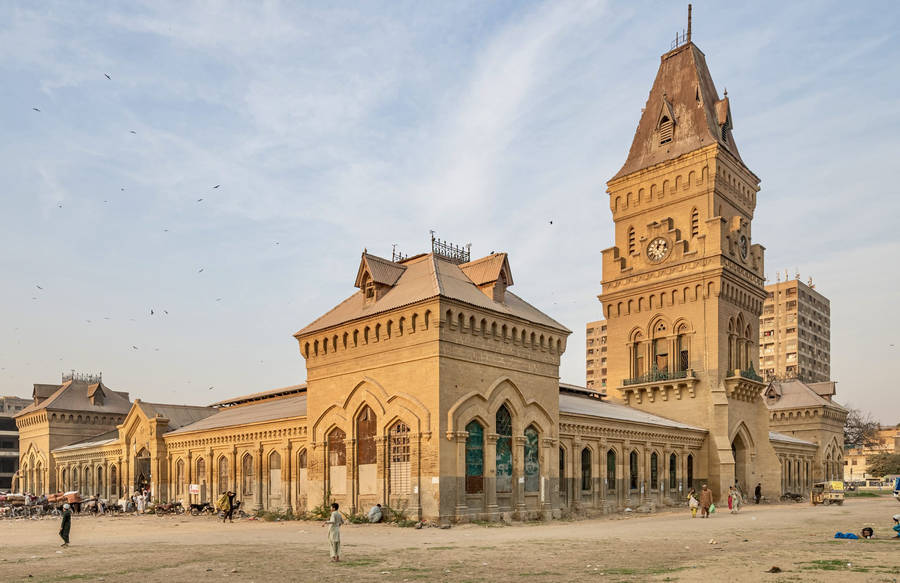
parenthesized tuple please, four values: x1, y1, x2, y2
(208, 386, 214, 390)
(121, 187, 125, 191)
(150, 309, 154, 315)
(216, 298, 222, 302)
(32, 107, 41, 112)
(131, 345, 139, 350)
(163, 228, 168, 232)
(130, 130, 136, 134)
(197, 268, 204, 273)
(549, 220, 553, 225)
(104, 73, 111, 80)
(163, 310, 168, 315)
(57, 202, 63, 208)
(213, 185, 220, 189)
(36, 285, 43, 290)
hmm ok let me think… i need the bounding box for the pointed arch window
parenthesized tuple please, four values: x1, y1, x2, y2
(524, 425, 539, 493)
(218, 457, 229, 493)
(581, 448, 592, 491)
(659, 116, 674, 144)
(389, 422, 411, 496)
(669, 453, 678, 490)
(356, 406, 377, 466)
(650, 452, 659, 488)
(629, 451, 639, 490)
(241, 454, 254, 496)
(607, 449, 616, 490)
(495, 406, 513, 493)
(176, 459, 185, 496)
(268, 451, 281, 497)
(110, 465, 118, 497)
(465, 421, 484, 494)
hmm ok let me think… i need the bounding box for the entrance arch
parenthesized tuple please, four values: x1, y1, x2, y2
(135, 448, 151, 493)
(731, 433, 749, 492)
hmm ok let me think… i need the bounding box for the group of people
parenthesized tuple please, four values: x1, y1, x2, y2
(688, 482, 761, 518)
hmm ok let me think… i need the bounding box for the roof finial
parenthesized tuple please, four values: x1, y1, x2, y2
(687, 4, 692, 43)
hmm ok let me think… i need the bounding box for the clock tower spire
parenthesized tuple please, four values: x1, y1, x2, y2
(599, 30, 780, 500)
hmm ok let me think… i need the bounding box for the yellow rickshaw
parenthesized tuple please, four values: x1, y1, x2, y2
(810, 481, 844, 506)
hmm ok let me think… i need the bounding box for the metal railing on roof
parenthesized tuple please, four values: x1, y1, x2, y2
(430, 232, 471, 264)
(623, 368, 694, 387)
(62, 370, 101, 383)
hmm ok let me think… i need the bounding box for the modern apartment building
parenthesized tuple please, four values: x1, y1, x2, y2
(585, 320, 607, 394)
(1, 396, 30, 490)
(759, 277, 831, 382)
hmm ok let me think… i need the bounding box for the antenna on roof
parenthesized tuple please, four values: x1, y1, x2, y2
(687, 4, 692, 43)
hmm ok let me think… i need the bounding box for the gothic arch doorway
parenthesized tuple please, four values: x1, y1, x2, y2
(135, 448, 151, 494)
(731, 433, 749, 493)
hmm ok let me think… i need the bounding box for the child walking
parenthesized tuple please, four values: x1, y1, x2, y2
(688, 489, 699, 518)
(323, 502, 344, 562)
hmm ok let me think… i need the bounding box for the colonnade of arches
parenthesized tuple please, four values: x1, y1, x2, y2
(627, 316, 693, 381)
(558, 441, 696, 510)
(55, 460, 121, 499)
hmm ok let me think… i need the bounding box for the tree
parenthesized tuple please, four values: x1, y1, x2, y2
(843, 408, 881, 450)
(865, 453, 900, 477)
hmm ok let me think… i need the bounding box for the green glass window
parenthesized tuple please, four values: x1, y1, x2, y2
(495, 406, 512, 493)
(524, 425, 539, 492)
(465, 421, 484, 493)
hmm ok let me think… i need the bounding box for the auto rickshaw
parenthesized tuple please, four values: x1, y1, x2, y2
(810, 481, 845, 505)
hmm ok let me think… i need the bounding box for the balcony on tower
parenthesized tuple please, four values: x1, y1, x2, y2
(618, 367, 699, 406)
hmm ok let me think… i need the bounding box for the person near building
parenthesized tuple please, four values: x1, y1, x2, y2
(732, 486, 743, 513)
(59, 503, 72, 547)
(754, 483, 762, 504)
(367, 503, 383, 523)
(688, 489, 699, 518)
(323, 502, 344, 561)
(700, 484, 714, 518)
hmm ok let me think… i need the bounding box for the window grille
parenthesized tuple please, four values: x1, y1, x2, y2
(659, 117, 673, 144)
(495, 406, 513, 493)
(629, 451, 639, 490)
(524, 426, 539, 492)
(581, 448, 592, 491)
(465, 421, 484, 493)
(607, 450, 616, 490)
(389, 422, 411, 495)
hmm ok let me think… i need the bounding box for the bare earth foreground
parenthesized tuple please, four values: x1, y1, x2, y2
(1, 498, 898, 583)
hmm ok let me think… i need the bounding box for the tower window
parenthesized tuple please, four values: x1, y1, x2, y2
(659, 116, 673, 144)
(628, 227, 636, 254)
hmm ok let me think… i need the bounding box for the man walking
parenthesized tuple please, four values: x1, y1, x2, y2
(754, 483, 762, 504)
(221, 491, 236, 523)
(59, 503, 72, 547)
(700, 484, 714, 518)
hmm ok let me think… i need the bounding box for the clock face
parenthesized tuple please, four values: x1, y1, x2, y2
(739, 235, 749, 260)
(646, 237, 670, 262)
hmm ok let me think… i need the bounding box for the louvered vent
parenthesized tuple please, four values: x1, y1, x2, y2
(659, 117, 673, 144)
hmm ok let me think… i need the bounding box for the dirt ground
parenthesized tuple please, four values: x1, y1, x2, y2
(0, 498, 898, 583)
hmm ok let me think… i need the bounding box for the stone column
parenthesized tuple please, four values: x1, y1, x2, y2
(410, 431, 422, 521)
(207, 448, 214, 501)
(255, 444, 264, 512)
(231, 447, 237, 494)
(485, 433, 498, 520)
(348, 438, 358, 513)
(541, 437, 554, 518)
(514, 435, 526, 516)
(571, 438, 582, 510)
(453, 432, 468, 520)
(187, 451, 193, 505)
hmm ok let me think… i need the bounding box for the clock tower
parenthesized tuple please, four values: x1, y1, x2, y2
(599, 33, 781, 499)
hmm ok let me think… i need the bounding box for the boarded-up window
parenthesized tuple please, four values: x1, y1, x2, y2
(629, 451, 639, 490)
(298, 450, 307, 469)
(268, 451, 281, 497)
(607, 450, 616, 490)
(356, 406, 377, 465)
(669, 453, 677, 489)
(495, 406, 512, 493)
(581, 448, 591, 491)
(242, 454, 253, 496)
(218, 457, 229, 493)
(389, 422, 411, 496)
(328, 429, 347, 467)
(465, 421, 483, 494)
(524, 425, 539, 493)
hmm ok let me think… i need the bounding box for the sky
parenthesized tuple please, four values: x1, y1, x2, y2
(1, 1, 898, 422)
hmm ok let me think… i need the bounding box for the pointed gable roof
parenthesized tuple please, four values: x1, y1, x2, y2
(354, 253, 406, 288)
(15, 380, 131, 417)
(458, 253, 513, 287)
(612, 42, 742, 180)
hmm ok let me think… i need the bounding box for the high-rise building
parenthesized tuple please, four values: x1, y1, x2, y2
(585, 320, 608, 393)
(759, 277, 831, 382)
(0, 396, 29, 490)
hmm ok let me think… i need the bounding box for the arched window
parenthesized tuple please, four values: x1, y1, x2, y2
(298, 450, 307, 470)
(650, 452, 658, 488)
(607, 449, 616, 490)
(241, 454, 254, 496)
(389, 422, 411, 496)
(629, 451, 639, 490)
(691, 208, 699, 237)
(669, 453, 677, 490)
(96, 466, 103, 495)
(524, 425, 539, 493)
(495, 406, 512, 494)
(581, 448, 592, 491)
(628, 226, 636, 254)
(218, 457, 229, 493)
(110, 465, 118, 497)
(677, 329, 690, 372)
(465, 421, 484, 494)
(197, 458, 206, 485)
(558, 447, 566, 500)
(327, 428, 347, 495)
(356, 406, 377, 466)
(687, 454, 694, 488)
(268, 451, 282, 496)
(35, 462, 43, 494)
(61, 468, 68, 491)
(176, 459, 185, 496)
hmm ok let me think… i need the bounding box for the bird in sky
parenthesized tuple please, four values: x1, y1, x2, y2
(197, 198, 203, 202)
(216, 298, 222, 302)
(208, 386, 214, 390)
(32, 107, 40, 112)
(130, 130, 136, 134)
(120, 187, 124, 191)
(131, 345, 138, 350)
(57, 202, 63, 208)
(104, 73, 111, 80)
(549, 220, 554, 225)
(213, 184, 220, 189)
(163, 228, 168, 232)
(163, 310, 168, 315)
(104, 317, 111, 320)
(198, 268, 204, 273)
(36, 285, 43, 290)
(150, 309, 154, 315)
